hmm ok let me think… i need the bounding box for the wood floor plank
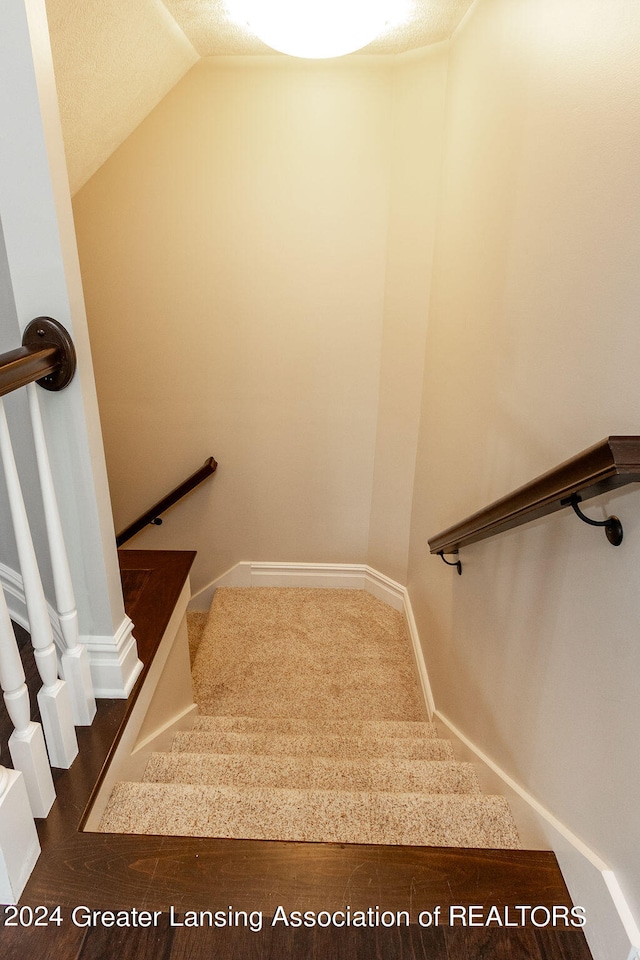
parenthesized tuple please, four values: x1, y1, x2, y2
(22, 833, 578, 916)
(76, 917, 176, 960)
(171, 925, 275, 960)
(0, 915, 86, 960)
(535, 928, 595, 960)
(0, 919, 594, 960)
(170, 923, 449, 960)
(443, 925, 541, 959)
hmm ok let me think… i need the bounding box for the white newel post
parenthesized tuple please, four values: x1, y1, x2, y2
(0, 398, 78, 769)
(0, 0, 142, 705)
(0, 578, 55, 817)
(27, 382, 97, 725)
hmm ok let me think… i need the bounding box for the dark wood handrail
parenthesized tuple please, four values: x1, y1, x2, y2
(0, 344, 60, 396)
(0, 317, 76, 397)
(116, 456, 218, 547)
(429, 436, 640, 555)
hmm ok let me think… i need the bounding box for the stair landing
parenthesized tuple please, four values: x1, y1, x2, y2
(4, 550, 593, 960)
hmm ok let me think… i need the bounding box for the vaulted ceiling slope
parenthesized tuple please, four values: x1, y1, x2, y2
(45, 0, 473, 194)
(45, 0, 199, 193)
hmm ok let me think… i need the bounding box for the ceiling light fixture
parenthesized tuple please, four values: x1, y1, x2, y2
(227, 0, 410, 60)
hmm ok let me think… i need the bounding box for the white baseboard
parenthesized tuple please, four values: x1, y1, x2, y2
(436, 708, 640, 959)
(189, 561, 406, 612)
(189, 558, 638, 959)
(401, 589, 436, 719)
(131, 702, 198, 755)
(83, 581, 196, 831)
(401, 587, 639, 960)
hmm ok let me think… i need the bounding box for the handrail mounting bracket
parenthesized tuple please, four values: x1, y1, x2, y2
(438, 551, 462, 575)
(562, 494, 623, 546)
(23, 317, 76, 392)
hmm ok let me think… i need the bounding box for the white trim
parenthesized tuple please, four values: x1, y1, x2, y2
(131, 702, 198, 755)
(251, 561, 370, 590)
(401, 588, 435, 719)
(437, 709, 609, 869)
(362, 566, 406, 611)
(83, 581, 195, 831)
(399, 578, 639, 957)
(80, 616, 142, 698)
(603, 873, 640, 959)
(435, 708, 640, 958)
(189, 560, 406, 611)
(0, 562, 142, 698)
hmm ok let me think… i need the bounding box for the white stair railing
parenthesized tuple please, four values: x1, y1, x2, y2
(0, 575, 55, 817)
(0, 318, 101, 901)
(0, 397, 78, 769)
(27, 383, 96, 726)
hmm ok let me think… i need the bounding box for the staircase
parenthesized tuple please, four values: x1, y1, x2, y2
(98, 587, 520, 848)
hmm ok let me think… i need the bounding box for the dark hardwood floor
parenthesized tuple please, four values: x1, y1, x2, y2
(0, 918, 593, 960)
(0, 550, 594, 959)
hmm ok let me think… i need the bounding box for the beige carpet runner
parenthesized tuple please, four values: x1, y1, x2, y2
(99, 587, 520, 848)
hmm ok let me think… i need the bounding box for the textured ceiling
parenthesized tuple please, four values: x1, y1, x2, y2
(45, 0, 474, 194)
(46, 0, 198, 194)
(160, 0, 475, 56)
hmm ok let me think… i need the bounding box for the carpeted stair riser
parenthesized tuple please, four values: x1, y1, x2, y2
(100, 781, 519, 848)
(143, 751, 482, 794)
(171, 729, 456, 760)
(191, 715, 441, 738)
(195, 680, 427, 722)
(100, 588, 521, 849)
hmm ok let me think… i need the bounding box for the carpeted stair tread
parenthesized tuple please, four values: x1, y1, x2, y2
(193, 588, 427, 722)
(143, 751, 482, 794)
(171, 729, 455, 760)
(192, 714, 441, 739)
(100, 588, 521, 850)
(99, 781, 520, 848)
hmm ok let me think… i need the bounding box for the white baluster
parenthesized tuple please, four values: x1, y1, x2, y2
(0, 582, 55, 816)
(0, 757, 40, 903)
(0, 398, 78, 768)
(27, 383, 96, 725)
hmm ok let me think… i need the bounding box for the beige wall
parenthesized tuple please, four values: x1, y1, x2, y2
(73, 57, 411, 594)
(70, 4, 640, 942)
(407, 0, 640, 949)
(367, 47, 448, 584)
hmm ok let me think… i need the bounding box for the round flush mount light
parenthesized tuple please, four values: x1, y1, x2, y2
(227, 0, 409, 59)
